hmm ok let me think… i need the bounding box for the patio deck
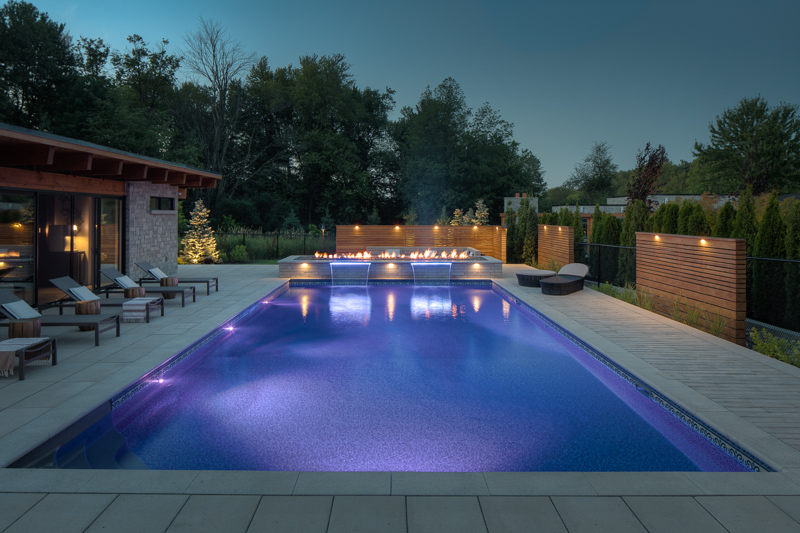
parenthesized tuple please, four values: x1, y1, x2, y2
(0, 264, 799, 532)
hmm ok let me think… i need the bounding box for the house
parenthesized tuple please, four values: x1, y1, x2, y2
(0, 123, 221, 306)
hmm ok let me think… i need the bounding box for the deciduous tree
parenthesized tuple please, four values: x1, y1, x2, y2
(566, 141, 618, 203)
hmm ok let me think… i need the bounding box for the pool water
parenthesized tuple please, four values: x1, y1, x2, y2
(104, 285, 748, 472)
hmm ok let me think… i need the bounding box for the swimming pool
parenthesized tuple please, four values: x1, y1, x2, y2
(24, 284, 760, 472)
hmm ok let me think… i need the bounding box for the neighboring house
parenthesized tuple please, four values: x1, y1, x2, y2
(0, 123, 221, 306)
(499, 193, 538, 228)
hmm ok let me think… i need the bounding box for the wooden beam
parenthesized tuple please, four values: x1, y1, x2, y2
(81, 158, 123, 176)
(200, 177, 219, 188)
(120, 164, 148, 180)
(0, 144, 54, 166)
(41, 151, 93, 172)
(167, 171, 186, 185)
(184, 175, 203, 187)
(146, 168, 169, 183)
(0, 166, 125, 195)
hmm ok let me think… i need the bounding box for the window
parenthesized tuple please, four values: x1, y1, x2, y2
(150, 197, 175, 211)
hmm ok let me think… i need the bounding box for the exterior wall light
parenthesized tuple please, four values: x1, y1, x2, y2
(355, 226, 359, 229)
(301, 263, 309, 268)
(395, 226, 400, 229)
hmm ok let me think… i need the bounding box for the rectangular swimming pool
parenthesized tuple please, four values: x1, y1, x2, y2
(23, 284, 761, 472)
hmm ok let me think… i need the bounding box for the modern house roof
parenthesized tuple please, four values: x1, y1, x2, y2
(0, 122, 221, 190)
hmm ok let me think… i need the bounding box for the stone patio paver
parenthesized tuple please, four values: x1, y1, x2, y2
(1, 264, 800, 531)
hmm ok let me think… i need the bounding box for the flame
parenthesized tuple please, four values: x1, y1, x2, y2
(311, 248, 473, 260)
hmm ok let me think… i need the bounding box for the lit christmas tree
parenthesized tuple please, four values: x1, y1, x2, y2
(180, 199, 219, 264)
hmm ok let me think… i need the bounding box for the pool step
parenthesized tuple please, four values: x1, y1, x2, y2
(54, 413, 148, 469)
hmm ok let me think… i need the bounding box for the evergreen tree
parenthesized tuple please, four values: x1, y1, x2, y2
(451, 208, 464, 225)
(597, 214, 622, 283)
(180, 198, 219, 263)
(686, 203, 711, 236)
(522, 201, 538, 265)
(732, 186, 759, 256)
(618, 199, 649, 284)
(473, 199, 489, 225)
(712, 201, 736, 238)
(559, 207, 573, 226)
(515, 198, 530, 263)
(651, 204, 665, 233)
(754, 191, 786, 259)
(661, 203, 680, 234)
(505, 203, 517, 263)
(588, 204, 604, 281)
(572, 204, 584, 265)
(784, 201, 800, 330)
(786, 201, 800, 260)
(677, 201, 694, 235)
(752, 190, 788, 327)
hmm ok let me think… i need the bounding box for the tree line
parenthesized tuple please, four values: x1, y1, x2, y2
(540, 96, 800, 212)
(0, 1, 545, 229)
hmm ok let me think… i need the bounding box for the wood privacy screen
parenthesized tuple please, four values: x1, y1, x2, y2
(635, 232, 745, 345)
(537, 225, 574, 268)
(336, 225, 506, 261)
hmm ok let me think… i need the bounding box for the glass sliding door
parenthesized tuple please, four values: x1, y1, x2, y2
(0, 191, 35, 303)
(97, 198, 122, 287)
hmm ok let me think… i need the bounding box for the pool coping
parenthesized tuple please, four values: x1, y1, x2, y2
(1, 265, 800, 499)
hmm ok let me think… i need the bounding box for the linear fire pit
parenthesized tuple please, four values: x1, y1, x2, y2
(278, 248, 503, 281)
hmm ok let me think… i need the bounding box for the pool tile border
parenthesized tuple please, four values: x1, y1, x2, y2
(492, 283, 772, 473)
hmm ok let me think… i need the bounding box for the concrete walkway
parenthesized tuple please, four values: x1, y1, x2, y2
(1, 264, 799, 532)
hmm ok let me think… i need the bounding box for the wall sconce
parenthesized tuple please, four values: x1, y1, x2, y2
(700, 239, 707, 245)
(395, 225, 400, 229)
(301, 263, 309, 268)
(355, 225, 359, 229)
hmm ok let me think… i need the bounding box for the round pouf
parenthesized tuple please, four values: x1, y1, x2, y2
(124, 287, 146, 298)
(75, 300, 101, 331)
(9, 318, 41, 338)
(160, 277, 178, 299)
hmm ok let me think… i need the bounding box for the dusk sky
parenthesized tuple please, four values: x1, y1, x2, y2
(32, 0, 800, 188)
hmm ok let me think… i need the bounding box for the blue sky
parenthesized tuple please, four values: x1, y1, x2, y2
(32, 0, 800, 188)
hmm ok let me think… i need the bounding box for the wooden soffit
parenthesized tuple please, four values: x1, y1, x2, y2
(0, 123, 221, 191)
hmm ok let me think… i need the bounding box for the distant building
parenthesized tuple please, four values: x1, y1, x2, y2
(499, 193, 538, 227)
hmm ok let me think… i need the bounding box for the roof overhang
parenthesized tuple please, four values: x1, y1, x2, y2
(0, 123, 221, 191)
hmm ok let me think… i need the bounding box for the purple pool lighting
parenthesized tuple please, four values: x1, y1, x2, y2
(103, 285, 754, 472)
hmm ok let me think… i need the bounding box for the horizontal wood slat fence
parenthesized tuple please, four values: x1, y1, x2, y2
(636, 232, 745, 345)
(336, 225, 506, 261)
(537, 225, 574, 268)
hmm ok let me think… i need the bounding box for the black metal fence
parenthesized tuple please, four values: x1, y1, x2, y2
(575, 243, 637, 287)
(746, 257, 800, 335)
(180, 231, 337, 261)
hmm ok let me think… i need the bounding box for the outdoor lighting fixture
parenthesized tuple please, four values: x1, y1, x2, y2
(355, 225, 359, 229)
(700, 239, 707, 244)
(473, 263, 481, 269)
(387, 263, 395, 269)
(395, 225, 400, 229)
(655, 235, 660, 240)
(301, 263, 309, 268)
(225, 326, 234, 332)
(434, 225, 439, 229)
(544, 226, 547, 229)
(473, 225, 478, 229)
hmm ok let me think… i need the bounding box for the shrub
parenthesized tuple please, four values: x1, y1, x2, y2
(750, 328, 800, 368)
(230, 245, 249, 263)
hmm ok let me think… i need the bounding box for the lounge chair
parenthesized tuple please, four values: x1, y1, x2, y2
(48, 277, 164, 323)
(135, 261, 218, 295)
(0, 337, 57, 380)
(539, 263, 590, 296)
(515, 268, 557, 287)
(0, 289, 120, 346)
(99, 268, 196, 307)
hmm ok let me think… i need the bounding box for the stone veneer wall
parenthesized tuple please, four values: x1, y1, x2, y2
(125, 182, 179, 280)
